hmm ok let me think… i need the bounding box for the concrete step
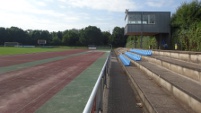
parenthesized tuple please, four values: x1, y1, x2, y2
(104, 52, 142, 113)
(153, 50, 201, 65)
(125, 66, 192, 113)
(131, 60, 201, 113)
(115, 49, 193, 113)
(141, 55, 201, 82)
(116, 48, 201, 113)
(116, 48, 129, 55)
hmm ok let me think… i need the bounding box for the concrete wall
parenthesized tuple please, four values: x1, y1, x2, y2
(142, 56, 201, 82)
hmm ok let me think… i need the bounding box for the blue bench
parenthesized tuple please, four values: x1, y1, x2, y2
(130, 49, 152, 56)
(119, 54, 130, 66)
(124, 52, 141, 61)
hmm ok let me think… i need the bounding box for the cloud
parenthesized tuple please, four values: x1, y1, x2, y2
(145, 0, 174, 8)
(63, 0, 139, 12)
(0, 0, 34, 12)
(35, 1, 48, 7)
(0, 1, 65, 31)
(0, 0, 185, 32)
(59, 5, 66, 9)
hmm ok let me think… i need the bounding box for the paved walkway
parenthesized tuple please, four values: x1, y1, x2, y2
(103, 51, 142, 113)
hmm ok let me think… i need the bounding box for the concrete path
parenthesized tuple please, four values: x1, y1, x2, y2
(103, 51, 142, 113)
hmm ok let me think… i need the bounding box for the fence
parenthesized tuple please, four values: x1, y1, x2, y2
(83, 51, 111, 113)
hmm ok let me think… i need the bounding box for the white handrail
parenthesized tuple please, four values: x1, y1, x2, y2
(83, 54, 110, 113)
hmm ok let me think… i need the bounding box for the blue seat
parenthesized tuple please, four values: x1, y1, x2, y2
(119, 54, 130, 66)
(124, 52, 141, 61)
(130, 49, 152, 56)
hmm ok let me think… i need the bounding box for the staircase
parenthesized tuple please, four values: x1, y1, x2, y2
(115, 48, 201, 113)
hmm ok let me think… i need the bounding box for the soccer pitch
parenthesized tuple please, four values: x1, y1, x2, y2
(0, 47, 76, 55)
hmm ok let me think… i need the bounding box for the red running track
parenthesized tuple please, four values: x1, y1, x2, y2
(0, 49, 88, 67)
(0, 50, 104, 113)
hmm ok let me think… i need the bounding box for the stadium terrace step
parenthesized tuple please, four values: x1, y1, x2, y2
(131, 59, 201, 113)
(142, 55, 201, 82)
(115, 50, 192, 113)
(116, 48, 129, 55)
(125, 66, 191, 113)
(115, 48, 201, 113)
(153, 50, 201, 64)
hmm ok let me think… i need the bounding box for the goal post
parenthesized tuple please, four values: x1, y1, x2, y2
(4, 42, 19, 47)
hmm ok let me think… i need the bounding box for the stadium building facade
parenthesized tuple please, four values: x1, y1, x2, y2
(125, 10, 171, 49)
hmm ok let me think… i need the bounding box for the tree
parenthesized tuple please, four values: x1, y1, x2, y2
(57, 31, 63, 40)
(79, 26, 103, 46)
(79, 29, 86, 45)
(29, 30, 41, 45)
(51, 32, 62, 45)
(102, 31, 111, 45)
(0, 26, 128, 47)
(0, 27, 7, 45)
(110, 27, 126, 47)
(40, 30, 51, 45)
(52, 36, 62, 45)
(62, 29, 79, 46)
(171, 0, 201, 51)
(6, 27, 29, 44)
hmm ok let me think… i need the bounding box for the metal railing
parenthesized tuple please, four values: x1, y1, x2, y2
(83, 51, 111, 113)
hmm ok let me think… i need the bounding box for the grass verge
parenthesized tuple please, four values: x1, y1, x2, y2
(0, 46, 86, 55)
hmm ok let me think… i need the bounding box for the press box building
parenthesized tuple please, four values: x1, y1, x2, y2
(124, 11, 171, 49)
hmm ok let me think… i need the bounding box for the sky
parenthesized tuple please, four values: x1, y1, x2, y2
(0, 0, 197, 32)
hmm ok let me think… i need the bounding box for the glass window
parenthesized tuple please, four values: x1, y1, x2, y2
(126, 13, 155, 24)
(143, 14, 155, 24)
(149, 15, 155, 24)
(128, 14, 141, 24)
(143, 15, 148, 24)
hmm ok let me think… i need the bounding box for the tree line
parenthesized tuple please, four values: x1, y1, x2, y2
(0, 26, 126, 47)
(171, 0, 201, 51)
(126, 36, 157, 49)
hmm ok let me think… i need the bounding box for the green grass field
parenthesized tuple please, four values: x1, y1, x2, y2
(0, 47, 86, 56)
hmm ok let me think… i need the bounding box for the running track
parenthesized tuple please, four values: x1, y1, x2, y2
(0, 49, 104, 113)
